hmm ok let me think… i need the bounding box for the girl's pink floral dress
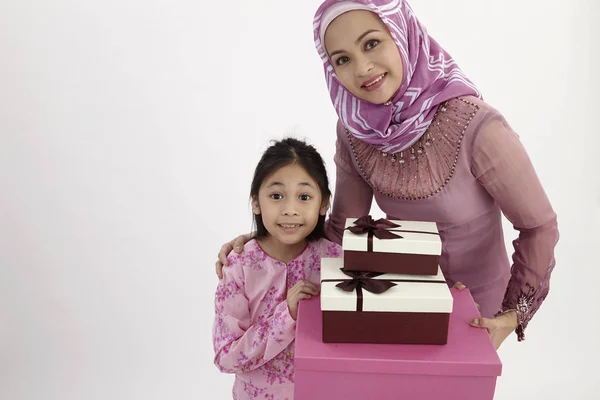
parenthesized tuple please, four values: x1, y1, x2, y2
(213, 238, 342, 400)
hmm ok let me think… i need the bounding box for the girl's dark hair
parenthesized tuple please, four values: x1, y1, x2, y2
(250, 137, 331, 241)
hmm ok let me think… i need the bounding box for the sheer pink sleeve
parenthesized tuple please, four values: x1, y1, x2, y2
(471, 113, 559, 341)
(213, 263, 296, 373)
(325, 122, 374, 244)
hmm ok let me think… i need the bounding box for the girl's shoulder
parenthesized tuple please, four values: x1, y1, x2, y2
(310, 237, 343, 259)
(224, 239, 269, 276)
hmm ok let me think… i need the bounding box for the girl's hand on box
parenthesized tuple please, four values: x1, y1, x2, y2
(453, 281, 518, 350)
(287, 280, 320, 321)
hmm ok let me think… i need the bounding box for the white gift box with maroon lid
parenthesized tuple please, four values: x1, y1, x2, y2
(342, 216, 442, 275)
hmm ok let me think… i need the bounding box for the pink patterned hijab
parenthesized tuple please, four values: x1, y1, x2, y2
(314, 0, 481, 154)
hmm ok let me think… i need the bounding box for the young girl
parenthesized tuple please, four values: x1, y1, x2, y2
(216, 0, 559, 350)
(212, 138, 342, 400)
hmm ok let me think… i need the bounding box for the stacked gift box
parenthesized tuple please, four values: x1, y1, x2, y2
(320, 215, 454, 345)
(294, 215, 502, 400)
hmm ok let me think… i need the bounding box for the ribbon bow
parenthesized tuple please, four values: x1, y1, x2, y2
(322, 268, 447, 312)
(346, 215, 402, 240)
(335, 269, 397, 294)
(332, 268, 397, 311)
(345, 215, 402, 253)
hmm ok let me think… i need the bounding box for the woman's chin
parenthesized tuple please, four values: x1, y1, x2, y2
(362, 96, 392, 105)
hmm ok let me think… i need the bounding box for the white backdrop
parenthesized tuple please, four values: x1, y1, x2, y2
(1, 0, 598, 399)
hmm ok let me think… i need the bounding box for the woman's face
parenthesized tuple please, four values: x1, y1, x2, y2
(324, 10, 404, 104)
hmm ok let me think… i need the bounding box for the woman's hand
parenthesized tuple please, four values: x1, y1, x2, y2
(452, 282, 518, 350)
(215, 232, 254, 279)
(471, 309, 518, 350)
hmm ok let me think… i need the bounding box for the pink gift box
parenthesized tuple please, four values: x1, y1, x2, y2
(294, 288, 502, 400)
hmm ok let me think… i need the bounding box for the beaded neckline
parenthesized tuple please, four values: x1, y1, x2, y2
(345, 97, 480, 200)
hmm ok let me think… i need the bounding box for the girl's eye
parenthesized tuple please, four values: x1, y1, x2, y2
(299, 194, 311, 201)
(335, 56, 350, 66)
(365, 39, 379, 50)
(270, 193, 283, 200)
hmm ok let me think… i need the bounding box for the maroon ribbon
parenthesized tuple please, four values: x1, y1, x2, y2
(322, 268, 446, 312)
(324, 269, 397, 312)
(345, 215, 402, 252)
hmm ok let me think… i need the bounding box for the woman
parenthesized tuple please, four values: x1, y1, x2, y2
(215, 0, 559, 349)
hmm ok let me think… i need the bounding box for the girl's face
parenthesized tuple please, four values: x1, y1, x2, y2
(324, 10, 403, 105)
(252, 163, 328, 248)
